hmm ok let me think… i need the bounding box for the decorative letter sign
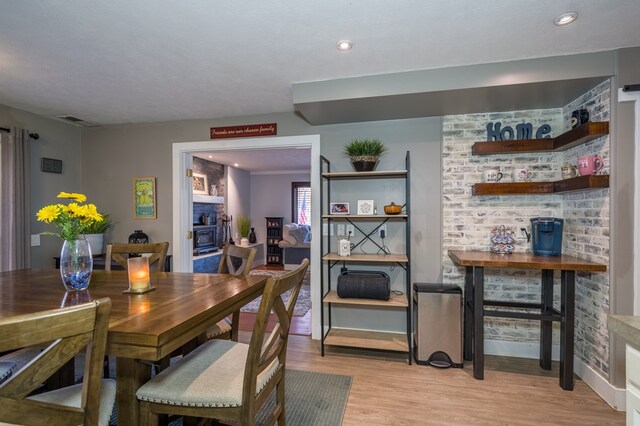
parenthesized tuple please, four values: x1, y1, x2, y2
(486, 121, 551, 141)
(210, 123, 277, 139)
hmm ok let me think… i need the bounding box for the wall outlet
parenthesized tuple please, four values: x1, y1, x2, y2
(346, 224, 354, 236)
(378, 224, 387, 238)
(31, 234, 41, 247)
(337, 224, 345, 236)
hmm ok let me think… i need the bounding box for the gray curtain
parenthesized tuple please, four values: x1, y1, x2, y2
(0, 127, 31, 271)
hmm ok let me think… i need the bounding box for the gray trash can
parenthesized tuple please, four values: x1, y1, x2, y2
(413, 283, 463, 368)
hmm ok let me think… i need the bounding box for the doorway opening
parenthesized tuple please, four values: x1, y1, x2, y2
(172, 135, 321, 339)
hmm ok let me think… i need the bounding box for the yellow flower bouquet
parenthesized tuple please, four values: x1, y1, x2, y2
(37, 192, 104, 291)
(37, 192, 103, 241)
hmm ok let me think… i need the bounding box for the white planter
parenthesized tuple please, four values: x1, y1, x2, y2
(240, 238, 249, 247)
(84, 233, 105, 255)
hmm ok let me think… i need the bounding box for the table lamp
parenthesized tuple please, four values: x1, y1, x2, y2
(124, 256, 155, 294)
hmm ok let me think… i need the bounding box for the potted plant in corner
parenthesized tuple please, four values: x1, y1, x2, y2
(343, 138, 387, 172)
(83, 214, 111, 255)
(236, 214, 252, 247)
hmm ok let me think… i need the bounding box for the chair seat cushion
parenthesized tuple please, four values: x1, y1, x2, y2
(205, 319, 232, 339)
(137, 340, 280, 408)
(27, 379, 116, 426)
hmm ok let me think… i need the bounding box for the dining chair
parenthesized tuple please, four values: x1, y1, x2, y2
(104, 242, 169, 271)
(136, 259, 309, 426)
(202, 244, 257, 342)
(0, 298, 114, 426)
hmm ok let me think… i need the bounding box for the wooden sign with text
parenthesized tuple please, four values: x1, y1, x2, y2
(210, 123, 277, 139)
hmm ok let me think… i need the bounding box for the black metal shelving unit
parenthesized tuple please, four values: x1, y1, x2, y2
(320, 151, 412, 363)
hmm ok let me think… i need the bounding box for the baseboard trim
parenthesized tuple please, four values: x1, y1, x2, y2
(574, 357, 626, 411)
(485, 339, 560, 360)
(485, 339, 625, 411)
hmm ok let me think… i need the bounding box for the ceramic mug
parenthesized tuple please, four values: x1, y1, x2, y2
(578, 155, 603, 176)
(571, 109, 590, 129)
(513, 168, 533, 182)
(561, 164, 579, 179)
(484, 169, 503, 183)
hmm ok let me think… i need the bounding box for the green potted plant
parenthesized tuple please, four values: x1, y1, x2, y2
(236, 214, 252, 246)
(343, 138, 387, 172)
(82, 214, 111, 255)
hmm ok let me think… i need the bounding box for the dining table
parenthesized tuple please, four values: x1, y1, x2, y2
(0, 268, 269, 425)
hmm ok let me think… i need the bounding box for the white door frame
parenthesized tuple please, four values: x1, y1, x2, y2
(619, 88, 640, 314)
(172, 135, 322, 339)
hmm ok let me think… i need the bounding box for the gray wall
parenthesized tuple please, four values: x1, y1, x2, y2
(0, 105, 82, 269)
(80, 113, 444, 285)
(250, 172, 311, 259)
(227, 166, 251, 240)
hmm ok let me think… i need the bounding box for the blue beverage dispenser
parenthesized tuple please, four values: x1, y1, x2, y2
(530, 217, 564, 256)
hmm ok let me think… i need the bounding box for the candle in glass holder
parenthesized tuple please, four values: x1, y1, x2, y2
(127, 256, 150, 291)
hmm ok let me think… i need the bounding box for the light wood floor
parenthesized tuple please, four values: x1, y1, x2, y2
(238, 331, 624, 425)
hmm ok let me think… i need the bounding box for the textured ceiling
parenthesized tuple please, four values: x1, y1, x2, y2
(1, 0, 639, 125)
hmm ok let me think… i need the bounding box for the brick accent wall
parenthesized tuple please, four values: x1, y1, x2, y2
(442, 80, 611, 378)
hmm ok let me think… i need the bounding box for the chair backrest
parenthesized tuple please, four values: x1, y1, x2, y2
(0, 298, 112, 426)
(242, 259, 309, 409)
(217, 244, 257, 277)
(105, 242, 169, 271)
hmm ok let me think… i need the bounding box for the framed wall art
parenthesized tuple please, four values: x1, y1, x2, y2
(192, 172, 208, 195)
(357, 200, 374, 215)
(133, 177, 157, 219)
(330, 202, 350, 215)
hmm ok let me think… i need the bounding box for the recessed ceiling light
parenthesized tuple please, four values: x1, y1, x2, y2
(554, 11, 578, 26)
(208, 155, 212, 158)
(234, 163, 239, 167)
(336, 40, 353, 51)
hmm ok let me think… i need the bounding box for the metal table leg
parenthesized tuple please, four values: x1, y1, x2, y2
(560, 270, 575, 390)
(464, 266, 473, 361)
(540, 269, 554, 370)
(473, 266, 484, 380)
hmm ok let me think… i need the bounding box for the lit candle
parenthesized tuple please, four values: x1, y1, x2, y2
(127, 257, 150, 291)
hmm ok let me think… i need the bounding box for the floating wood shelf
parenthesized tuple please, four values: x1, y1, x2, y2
(323, 253, 409, 263)
(322, 170, 407, 179)
(323, 291, 409, 307)
(324, 328, 409, 352)
(472, 175, 609, 195)
(471, 122, 609, 155)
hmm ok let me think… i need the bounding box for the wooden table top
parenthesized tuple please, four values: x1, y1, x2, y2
(448, 250, 607, 272)
(0, 269, 268, 360)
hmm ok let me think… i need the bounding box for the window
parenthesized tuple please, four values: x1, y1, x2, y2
(292, 182, 311, 225)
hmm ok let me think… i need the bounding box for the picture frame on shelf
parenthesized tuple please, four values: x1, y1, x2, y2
(330, 202, 350, 215)
(357, 199, 374, 215)
(192, 172, 208, 195)
(133, 177, 157, 219)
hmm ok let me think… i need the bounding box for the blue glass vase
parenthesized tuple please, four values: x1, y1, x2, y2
(60, 238, 93, 291)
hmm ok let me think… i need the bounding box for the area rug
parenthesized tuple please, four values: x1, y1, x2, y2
(3, 351, 352, 426)
(122, 369, 350, 426)
(242, 270, 310, 316)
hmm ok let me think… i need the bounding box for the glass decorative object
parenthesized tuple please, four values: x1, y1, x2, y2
(249, 227, 257, 244)
(123, 256, 155, 294)
(59, 238, 93, 291)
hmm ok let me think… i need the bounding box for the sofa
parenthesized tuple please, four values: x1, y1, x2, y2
(278, 223, 311, 265)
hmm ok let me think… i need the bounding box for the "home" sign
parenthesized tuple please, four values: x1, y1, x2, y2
(486, 122, 551, 141)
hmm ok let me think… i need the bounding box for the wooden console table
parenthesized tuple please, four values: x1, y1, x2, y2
(448, 250, 607, 390)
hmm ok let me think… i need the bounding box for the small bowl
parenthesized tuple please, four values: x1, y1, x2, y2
(384, 203, 402, 215)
